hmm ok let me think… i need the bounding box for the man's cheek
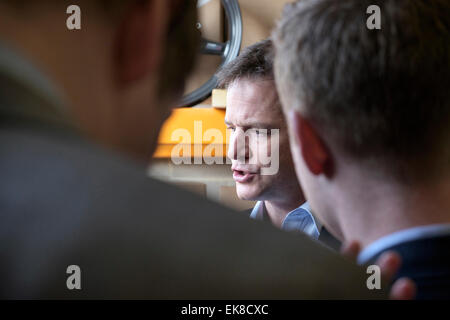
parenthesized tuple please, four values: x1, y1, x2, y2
(260, 131, 280, 176)
(253, 139, 267, 166)
(248, 140, 258, 165)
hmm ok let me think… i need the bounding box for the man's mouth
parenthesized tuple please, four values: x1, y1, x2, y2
(232, 169, 257, 183)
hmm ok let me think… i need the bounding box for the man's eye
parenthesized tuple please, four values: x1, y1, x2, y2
(227, 127, 236, 132)
(255, 129, 270, 135)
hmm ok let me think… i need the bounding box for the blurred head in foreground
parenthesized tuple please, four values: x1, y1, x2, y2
(218, 40, 304, 212)
(0, 0, 199, 160)
(273, 0, 450, 245)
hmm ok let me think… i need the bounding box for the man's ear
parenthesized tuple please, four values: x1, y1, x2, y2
(114, 0, 168, 84)
(291, 110, 333, 176)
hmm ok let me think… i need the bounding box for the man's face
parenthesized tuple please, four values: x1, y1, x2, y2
(225, 79, 300, 202)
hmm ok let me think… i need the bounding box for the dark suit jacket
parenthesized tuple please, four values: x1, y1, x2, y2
(367, 234, 450, 300)
(244, 208, 341, 251)
(0, 50, 385, 299)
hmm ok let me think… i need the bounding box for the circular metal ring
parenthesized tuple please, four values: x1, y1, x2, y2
(178, 0, 243, 107)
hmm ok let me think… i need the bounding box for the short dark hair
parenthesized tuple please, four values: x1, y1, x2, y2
(274, 0, 450, 180)
(216, 39, 275, 89)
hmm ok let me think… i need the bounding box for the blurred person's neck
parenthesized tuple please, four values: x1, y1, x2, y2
(328, 159, 450, 248)
(264, 193, 305, 229)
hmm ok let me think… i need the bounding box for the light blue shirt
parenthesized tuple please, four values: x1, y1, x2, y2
(357, 223, 450, 265)
(250, 201, 321, 239)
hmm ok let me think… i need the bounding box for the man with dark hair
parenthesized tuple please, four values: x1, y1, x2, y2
(273, 0, 450, 299)
(217, 40, 339, 249)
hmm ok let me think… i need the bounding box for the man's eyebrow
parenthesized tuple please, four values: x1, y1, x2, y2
(225, 120, 278, 129)
(246, 122, 277, 129)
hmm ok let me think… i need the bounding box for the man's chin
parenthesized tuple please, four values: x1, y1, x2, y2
(236, 185, 261, 201)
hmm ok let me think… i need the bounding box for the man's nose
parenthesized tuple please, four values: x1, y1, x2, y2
(227, 128, 250, 162)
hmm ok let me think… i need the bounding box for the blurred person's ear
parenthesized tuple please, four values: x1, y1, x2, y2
(114, 0, 168, 85)
(291, 111, 332, 177)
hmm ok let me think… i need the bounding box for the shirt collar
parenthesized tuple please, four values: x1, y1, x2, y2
(298, 202, 322, 231)
(357, 223, 450, 265)
(249, 201, 265, 220)
(250, 201, 321, 239)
